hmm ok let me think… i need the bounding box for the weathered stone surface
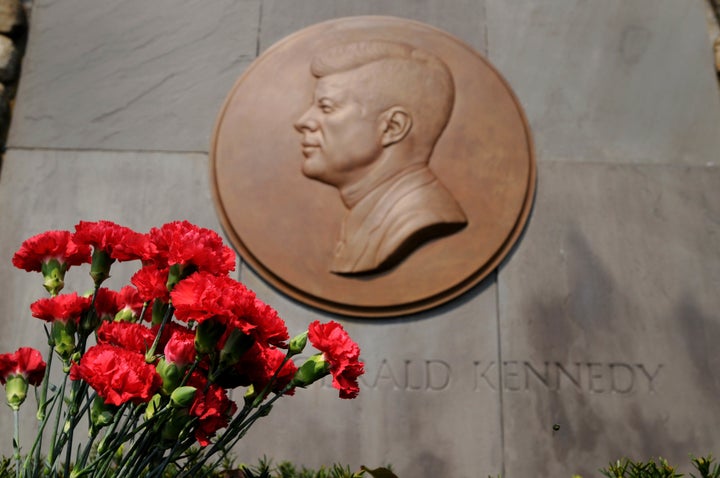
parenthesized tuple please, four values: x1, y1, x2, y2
(497, 161, 720, 477)
(1, 1, 719, 477)
(8, 0, 260, 152)
(0, 34, 18, 82)
(259, 0, 487, 54)
(236, 266, 503, 478)
(0, 0, 24, 34)
(486, 0, 720, 166)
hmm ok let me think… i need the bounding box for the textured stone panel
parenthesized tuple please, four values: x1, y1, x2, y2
(8, 0, 259, 152)
(236, 266, 502, 478)
(487, 0, 720, 165)
(259, 0, 486, 54)
(498, 161, 720, 477)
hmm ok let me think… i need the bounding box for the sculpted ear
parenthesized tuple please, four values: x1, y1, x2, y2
(380, 107, 412, 147)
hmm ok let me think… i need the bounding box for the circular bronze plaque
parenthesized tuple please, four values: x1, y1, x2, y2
(211, 16, 535, 318)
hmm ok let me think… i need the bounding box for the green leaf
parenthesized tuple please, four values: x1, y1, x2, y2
(360, 466, 398, 478)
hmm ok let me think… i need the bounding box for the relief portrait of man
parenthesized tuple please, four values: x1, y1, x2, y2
(294, 40, 468, 275)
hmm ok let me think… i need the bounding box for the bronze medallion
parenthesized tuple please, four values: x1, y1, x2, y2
(210, 16, 536, 318)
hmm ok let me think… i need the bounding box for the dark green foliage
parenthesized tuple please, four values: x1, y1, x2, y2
(0, 457, 14, 478)
(690, 455, 720, 478)
(238, 459, 394, 478)
(599, 457, 681, 478)
(597, 456, 718, 478)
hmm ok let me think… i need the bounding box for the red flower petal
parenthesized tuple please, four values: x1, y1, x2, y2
(0, 347, 46, 386)
(12, 230, 90, 272)
(147, 221, 235, 275)
(70, 344, 161, 406)
(30, 293, 92, 324)
(308, 321, 364, 399)
(74, 220, 144, 262)
(96, 322, 156, 355)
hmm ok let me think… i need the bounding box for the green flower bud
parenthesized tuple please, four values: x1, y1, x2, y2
(51, 321, 76, 361)
(156, 358, 182, 395)
(160, 411, 192, 445)
(113, 308, 135, 323)
(41, 259, 66, 296)
(288, 331, 308, 357)
(169, 386, 197, 408)
(4, 375, 28, 410)
(79, 308, 99, 335)
(292, 354, 330, 388)
(166, 264, 196, 292)
(89, 249, 114, 287)
(90, 395, 116, 432)
(144, 393, 163, 421)
(219, 329, 253, 368)
(151, 300, 169, 326)
(243, 384, 257, 407)
(195, 319, 226, 356)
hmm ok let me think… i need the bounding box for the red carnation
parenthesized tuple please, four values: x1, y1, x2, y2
(163, 326, 196, 368)
(116, 285, 146, 321)
(113, 231, 157, 264)
(96, 322, 156, 355)
(147, 221, 235, 275)
(30, 293, 92, 324)
(12, 230, 90, 273)
(187, 375, 237, 446)
(93, 288, 121, 321)
(245, 298, 289, 348)
(70, 344, 161, 406)
(131, 265, 170, 302)
(245, 343, 297, 395)
(308, 321, 364, 399)
(0, 347, 46, 386)
(171, 272, 255, 330)
(73, 220, 143, 262)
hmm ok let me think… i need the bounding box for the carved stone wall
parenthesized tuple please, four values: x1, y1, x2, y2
(0, 1, 718, 477)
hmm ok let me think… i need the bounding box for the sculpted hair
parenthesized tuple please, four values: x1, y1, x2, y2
(310, 41, 455, 153)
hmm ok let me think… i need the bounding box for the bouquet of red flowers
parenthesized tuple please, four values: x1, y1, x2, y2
(2, 220, 364, 478)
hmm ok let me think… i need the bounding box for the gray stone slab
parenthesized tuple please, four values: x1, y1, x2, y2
(259, 0, 487, 54)
(487, 0, 720, 166)
(8, 0, 259, 152)
(497, 161, 720, 476)
(236, 266, 502, 478)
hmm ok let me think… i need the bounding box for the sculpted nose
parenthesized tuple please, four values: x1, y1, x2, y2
(294, 110, 319, 133)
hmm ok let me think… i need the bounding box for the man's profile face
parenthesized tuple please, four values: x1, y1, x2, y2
(294, 69, 384, 188)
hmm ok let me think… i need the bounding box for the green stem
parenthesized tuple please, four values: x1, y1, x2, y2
(212, 385, 292, 470)
(36, 337, 54, 421)
(13, 409, 20, 478)
(111, 404, 174, 477)
(182, 382, 293, 478)
(61, 380, 88, 478)
(146, 304, 175, 360)
(93, 404, 137, 478)
(252, 355, 292, 408)
(75, 427, 99, 471)
(46, 374, 68, 473)
(114, 425, 155, 477)
(24, 385, 61, 476)
(177, 357, 201, 389)
(148, 432, 196, 478)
